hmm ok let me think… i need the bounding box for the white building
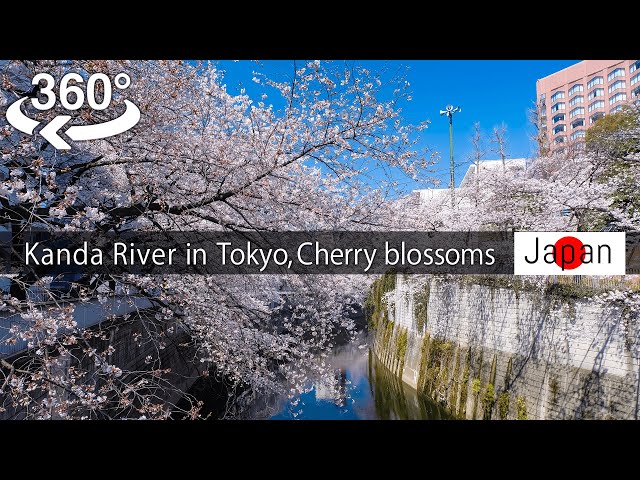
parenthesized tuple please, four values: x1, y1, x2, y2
(414, 158, 527, 205)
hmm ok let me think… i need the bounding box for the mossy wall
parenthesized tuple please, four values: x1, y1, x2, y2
(370, 274, 640, 420)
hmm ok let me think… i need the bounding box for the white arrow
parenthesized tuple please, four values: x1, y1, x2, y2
(40, 115, 71, 150)
(67, 100, 141, 141)
(6, 97, 40, 135)
(6, 97, 141, 151)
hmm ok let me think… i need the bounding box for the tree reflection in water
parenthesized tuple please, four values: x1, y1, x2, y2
(369, 350, 454, 420)
(269, 342, 454, 420)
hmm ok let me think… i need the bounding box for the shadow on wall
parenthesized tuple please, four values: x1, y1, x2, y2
(371, 274, 640, 420)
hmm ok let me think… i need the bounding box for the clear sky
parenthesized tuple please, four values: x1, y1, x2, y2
(216, 60, 579, 191)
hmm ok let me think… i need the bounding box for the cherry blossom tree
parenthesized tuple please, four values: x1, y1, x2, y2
(0, 60, 430, 418)
(401, 144, 637, 233)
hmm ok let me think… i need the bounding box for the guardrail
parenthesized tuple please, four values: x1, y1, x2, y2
(545, 274, 640, 291)
(457, 273, 640, 293)
(0, 294, 153, 358)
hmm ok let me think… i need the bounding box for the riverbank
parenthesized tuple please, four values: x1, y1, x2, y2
(369, 274, 640, 419)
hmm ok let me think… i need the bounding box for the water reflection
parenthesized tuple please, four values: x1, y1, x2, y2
(271, 340, 453, 420)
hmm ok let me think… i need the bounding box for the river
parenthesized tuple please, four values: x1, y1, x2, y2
(179, 335, 454, 419)
(269, 338, 453, 420)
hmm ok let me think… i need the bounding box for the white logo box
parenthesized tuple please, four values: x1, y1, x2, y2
(514, 232, 626, 275)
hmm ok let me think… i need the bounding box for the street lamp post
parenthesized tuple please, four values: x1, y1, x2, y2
(440, 104, 461, 206)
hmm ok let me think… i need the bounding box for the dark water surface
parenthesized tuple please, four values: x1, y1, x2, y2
(270, 340, 453, 420)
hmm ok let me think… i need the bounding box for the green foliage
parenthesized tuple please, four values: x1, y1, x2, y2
(586, 105, 640, 158)
(395, 328, 409, 377)
(549, 377, 559, 405)
(544, 282, 598, 299)
(384, 271, 397, 291)
(364, 270, 397, 331)
(471, 378, 481, 420)
(471, 378, 481, 396)
(577, 209, 611, 233)
(458, 348, 471, 418)
(416, 334, 431, 393)
(497, 391, 510, 419)
(476, 351, 484, 381)
(370, 347, 456, 420)
(384, 319, 394, 364)
(448, 348, 461, 411)
(595, 153, 640, 228)
(418, 337, 453, 400)
(414, 283, 430, 332)
(504, 358, 513, 388)
(516, 396, 528, 420)
(395, 328, 408, 359)
(383, 317, 394, 346)
(585, 106, 640, 228)
(482, 383, 495, 420)
(489, 354, 497, 386)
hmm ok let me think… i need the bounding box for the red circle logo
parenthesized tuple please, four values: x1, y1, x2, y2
(554, 236, 584, 270)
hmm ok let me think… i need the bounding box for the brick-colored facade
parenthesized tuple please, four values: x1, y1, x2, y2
(536, 60, 640, 154)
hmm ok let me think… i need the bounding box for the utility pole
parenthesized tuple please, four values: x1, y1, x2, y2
(440, 104, 461, 207)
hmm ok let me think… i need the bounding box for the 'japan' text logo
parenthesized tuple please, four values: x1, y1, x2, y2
(513, 232, 626, 275)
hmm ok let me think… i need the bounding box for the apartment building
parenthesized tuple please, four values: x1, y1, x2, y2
(536, 60, 640, 154)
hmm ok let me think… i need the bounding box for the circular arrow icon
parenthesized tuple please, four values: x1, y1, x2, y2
(5, 72, 141, 150)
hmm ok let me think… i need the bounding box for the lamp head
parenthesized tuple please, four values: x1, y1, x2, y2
(440, 105, 461, 116)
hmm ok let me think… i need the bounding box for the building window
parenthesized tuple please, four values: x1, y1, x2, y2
(550, 91, 565, 102)
(608, 80, 626, 93)
(570, 107, 584, 118)
(553, 124, 566, 134)
(609, 92, 627, 105)
(588, 88, 604, 100)
(590, 112, 605, 124)
(571, 118, 584, 129)
(569, 95, 584, 107)
(552, 113, 565, 123)
(610, 105, 623, 114)
(633, 86, 640, 98)
(607, 68, 625, 81)
(588, 100, 605, 112)
(555, 136, 566, 144)
(570, 130, 586, 141)
(551, 102, 565, 113)
(631, 61, 640, 74)
(587, 76, 603, 89)
(568, 84, 584, 95)
(631, 73, 640, 86)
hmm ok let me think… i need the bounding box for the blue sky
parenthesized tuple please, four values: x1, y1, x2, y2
(215, 60, 578, 191)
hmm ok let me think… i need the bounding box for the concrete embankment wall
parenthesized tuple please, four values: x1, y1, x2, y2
(370, 274, 640, 419)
